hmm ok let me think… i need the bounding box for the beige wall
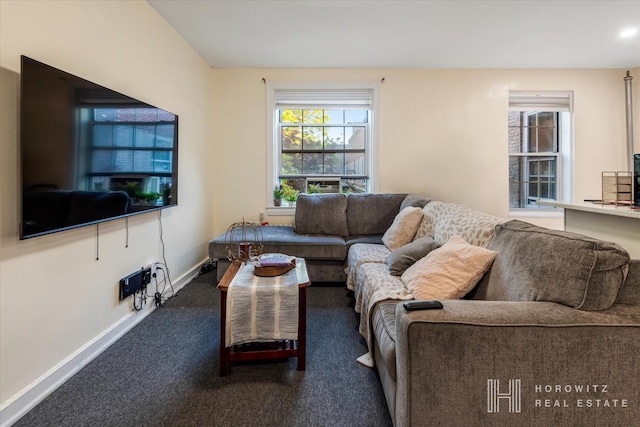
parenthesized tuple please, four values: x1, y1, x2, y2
(1, 0, 638, 419)
(212, 68, 636, 233)
(0, 0, 214, 410)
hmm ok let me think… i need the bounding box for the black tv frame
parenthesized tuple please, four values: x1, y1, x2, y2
(19, 56, 179, 239)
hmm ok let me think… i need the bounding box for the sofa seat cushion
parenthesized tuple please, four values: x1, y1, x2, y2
(344, 234, 384, 248)
(476, 220, 630, 311)
(371, 300, 401, 380)
(209, 225, 347, 261)
(346, 243, 391, 290)
(295, 193, 349, 236)
(414, 201, 504, 247)
(355, 262, 412, 355)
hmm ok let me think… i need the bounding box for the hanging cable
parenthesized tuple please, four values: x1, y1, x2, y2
(133, 289, 145, 311)
(96, 223, 100, 260)
(155, 210, 175, 305)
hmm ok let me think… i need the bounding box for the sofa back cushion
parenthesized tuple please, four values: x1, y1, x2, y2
(414, 201, 504, 247)
(399, 194, 431, 211)
(475, 220, 630, 311)
(346, 193, 407, 235)
(615, 259, 640, 306)
(295, 193, 349, 236)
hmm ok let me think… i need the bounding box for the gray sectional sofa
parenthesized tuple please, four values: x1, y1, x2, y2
(209, 194, 640, 426)
(208, 193, 430, 283)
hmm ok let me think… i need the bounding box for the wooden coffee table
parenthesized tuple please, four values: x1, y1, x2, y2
(217, 258, 310, 376)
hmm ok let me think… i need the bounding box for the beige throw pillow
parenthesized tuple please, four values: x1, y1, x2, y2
(401, 234, 497, 300)
(382, 207, 423, 251)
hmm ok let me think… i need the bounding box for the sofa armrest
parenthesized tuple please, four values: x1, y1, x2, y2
(394, 300, 640, 427)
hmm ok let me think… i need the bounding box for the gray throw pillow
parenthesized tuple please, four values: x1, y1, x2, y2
(386, 236, 440, 276)
(400, 194, 430, 210)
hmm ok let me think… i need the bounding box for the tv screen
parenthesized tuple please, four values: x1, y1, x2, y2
(20, 56, 178, 239)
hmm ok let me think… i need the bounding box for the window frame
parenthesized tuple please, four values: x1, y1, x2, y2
(266, 82, 380, 214)
(508, 91, 574, 215)
(84, 106, 177, 193)
(90, 111, 176, 174)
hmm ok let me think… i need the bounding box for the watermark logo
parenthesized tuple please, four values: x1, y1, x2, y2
(487, 379, 522, 413)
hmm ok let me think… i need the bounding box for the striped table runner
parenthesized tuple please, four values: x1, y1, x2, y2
(225, 261, 299, 347)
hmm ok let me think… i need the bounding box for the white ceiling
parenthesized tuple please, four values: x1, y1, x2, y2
(148, 0, 640, 69)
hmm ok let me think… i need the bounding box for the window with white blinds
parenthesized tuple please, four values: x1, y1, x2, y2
(508, 91, 573, 211)
(267, 83, 378, 206)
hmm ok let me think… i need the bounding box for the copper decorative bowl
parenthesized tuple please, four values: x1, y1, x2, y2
(254, 254, 296, 277)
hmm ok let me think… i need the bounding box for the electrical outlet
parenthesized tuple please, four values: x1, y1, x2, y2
(259, 211, 265, 222)
(142, 267, 151, 286)
(119, 267, 152, 300)
(152, 262, 168, 279)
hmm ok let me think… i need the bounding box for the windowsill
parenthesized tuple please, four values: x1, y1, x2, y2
(266, 206, 296, 216)
(509, 209, 563, 218)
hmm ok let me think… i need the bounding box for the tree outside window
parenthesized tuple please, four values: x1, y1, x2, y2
(278, 108, 369, 195)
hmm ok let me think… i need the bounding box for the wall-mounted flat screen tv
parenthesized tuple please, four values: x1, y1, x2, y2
(20, 56, 178, 239)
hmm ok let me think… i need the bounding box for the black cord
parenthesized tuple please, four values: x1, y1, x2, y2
(96, 223, 100, 261)
(132, 289, 144, 311)
(158, 211, 171, 280)
(155, 211, 175, 306)
(153, 264, 175, 306)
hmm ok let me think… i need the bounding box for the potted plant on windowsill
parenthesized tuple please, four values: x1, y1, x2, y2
(281, 182, 299, 206)
(307, 183, 321, 194)
(273, 186, 284, 207)
(135, 191, 161, 206)
(160, 183, 172, 205)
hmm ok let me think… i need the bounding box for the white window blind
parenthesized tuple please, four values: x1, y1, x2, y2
(274, 89, 373, 110)
(509, 91, 572, 112)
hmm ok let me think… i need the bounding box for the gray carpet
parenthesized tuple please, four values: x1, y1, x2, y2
(14, 270, 393, 427)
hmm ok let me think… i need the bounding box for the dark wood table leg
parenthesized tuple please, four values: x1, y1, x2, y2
(219, 289, 230, 376)
(297, 286, 307, 371)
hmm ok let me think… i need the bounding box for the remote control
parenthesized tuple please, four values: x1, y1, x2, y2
(403, 300, 443, 311)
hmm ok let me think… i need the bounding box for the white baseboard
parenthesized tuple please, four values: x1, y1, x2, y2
(0, 260, 204, 427)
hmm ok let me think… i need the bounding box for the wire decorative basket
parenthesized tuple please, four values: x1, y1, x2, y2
(224, 219, 264, 262)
